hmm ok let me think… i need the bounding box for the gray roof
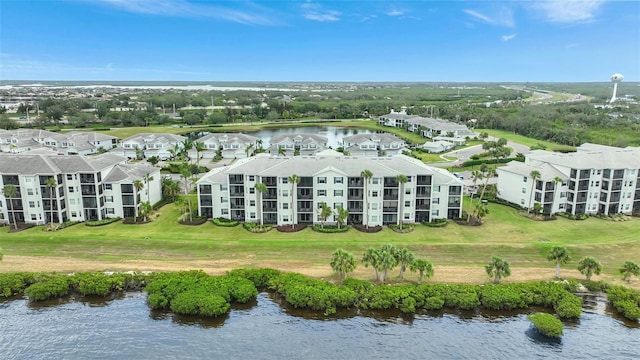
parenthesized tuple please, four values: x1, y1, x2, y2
(527, 146, 640, 170)
(343, 133, 405, 146)
(197, 133, 259, 144)
(270, 134, 328, 145)
(102, 164, 157, 183)
(0, 154, 59, 175)
(198, 154, 462, 186)
(121, 132, 187, 143)
(0, 152, 125, 175)
(498, 161, 566, 181)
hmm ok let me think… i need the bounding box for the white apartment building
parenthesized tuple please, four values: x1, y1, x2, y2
(0, 153, 161, 225)
(197, 153, 464, 226)
(0, 129, 117, 155)
(268, 134, 328, 156)
(190, 133, 260, 159)
(497, 144, 640, 215)
(119, 133, 187, 160)
(342, 133, 406, 157)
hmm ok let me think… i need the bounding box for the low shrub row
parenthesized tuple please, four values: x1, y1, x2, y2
(388, 224, 415, 233)
(43, 221, 81, 232)
(86, 217, 121, 227)
(179, 217, 208, 225)
(312, 224, 349, 233)
(212, 217, 239, 227)
(606, 285, 640, 321)
(276, 224, 307, 232)
(243, 222, 273, 233)
(352, 224, 382, 233)
(152, 198, 174, 211)
(461, 156, 524, 168)
(555, 212, 588, 221)
(424, 218, 448, 228)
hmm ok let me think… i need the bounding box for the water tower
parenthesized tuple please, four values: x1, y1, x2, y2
(610, 73, 623, 103)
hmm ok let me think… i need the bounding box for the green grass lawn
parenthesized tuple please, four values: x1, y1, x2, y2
(2, 201, 639, 277)
(477, 129, 576, 152)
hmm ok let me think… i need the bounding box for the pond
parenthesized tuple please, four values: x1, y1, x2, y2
(1, 292, 637, 359)
(186, 126, 375, 149)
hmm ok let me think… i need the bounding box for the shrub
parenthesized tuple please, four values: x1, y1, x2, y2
(554, 294, 582, 319)
(0, 273, 35, 297)
(528, 313, 563, 338)
(424, 218, 448, 228)
(276, 224, 307, 232)
(243, 222, 273, 233)
(479, 285, 528, 310)
(179, 217, 208, 226)
(388, 224, 415, 233)
(212, 218, 239, 227)
(86, 217, 121, 227)
(311, 224, 349, 233)
(606, 285, 640, 321)
(227, 268, 282, 288)
(25, 275, 71, 301)
(352, 224, 382, 233)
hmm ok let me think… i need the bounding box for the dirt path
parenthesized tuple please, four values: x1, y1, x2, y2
(2, 255, 637, 289)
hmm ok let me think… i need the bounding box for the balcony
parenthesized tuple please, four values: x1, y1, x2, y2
(383, 207, 398, 213)
(229, 175, 244, 184)
(231, 203, 245, 209)
(348, 178, 364, 187)
(347, 206, 363, 213)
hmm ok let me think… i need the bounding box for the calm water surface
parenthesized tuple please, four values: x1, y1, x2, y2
(1, 292, 637, 360)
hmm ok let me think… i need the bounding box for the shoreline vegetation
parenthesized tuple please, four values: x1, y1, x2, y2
(1, 269, 638, 325)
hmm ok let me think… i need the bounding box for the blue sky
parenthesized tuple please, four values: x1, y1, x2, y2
(1, 0, 638, 82)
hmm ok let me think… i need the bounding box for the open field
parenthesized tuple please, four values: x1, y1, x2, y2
(477, 128, 576, 152)
(2, 201, 639, 288)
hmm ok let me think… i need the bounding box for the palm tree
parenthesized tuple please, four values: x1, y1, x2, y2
(180, 164, 193, 221)
(278, 146, 286, 157)
(362, 248, 381, 281)
(409, 259, 434, 284)
(619, 261, 640, 282)
(528, 170, 541, 213)
(181, 139, 193, 160)
(139, 201, 153, 222)
(162, 178, 181, 202)
(336, 207, 349, 229)
(45, 177, 57, 225)
(360, 169, 373, 228)
(288, 174, 300, 229)
(396, 174, 408, 230)
(143, 173, 154, 203)
(546, 246, 571, 279)
(330, 249, 356, 281)
(244, 143, 254, 158)
(395, 247, 414, 279)
(470, 170, 483, 198)
(552, 176, 563, 214)
(133, 179, 144, 223)
(254, 182, 268, 227)
(2, 184, 18, 230)
(194, 141, 206, 167)
(485, 256, 511, 284)
(378, 249, 397, 283)
(473, 201, 490, 223)
(318, 202, 333, 229)
(578, 256, 602, 281)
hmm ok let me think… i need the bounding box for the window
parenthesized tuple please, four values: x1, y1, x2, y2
(560, 192, 566, 198)
(371, 203, 378, 210)
(522, 187, 526, 194)
(318, 177, 327, 184)
(431, 209, 439, 216)
(221, 197, 228, 203)
(597, 170, 601, 175)
(250, 212, 256, 219)
(433, 185, 440, 192)
(372, 191, 378, 197)
(405, 188, 411, 195)
(282, 178, 288, 184)
(221, 184, 228, 191)
(559, 204, 565, 209)
(520, 199, 525, 205)
(68, 187, 74, 193)
(283, 215, 289, 222)
(334, 177, 343, 184)
(432, 198, 440, 204)
(69, 199, 76, 205)
(104, 183, 112, 190)
(27, 188, 34, 195)
(405, 201, 410, 207)
(282, 203, 289, 209)
(334, 202, 343, 209)
(282, 189, 289, 197)
(105, 196, 113, 202)
(371, 215, 377, 222)
(29, 201, 35, 208)
(317, 189, 326, 196)
(71, 211, 77, 217)
(249, 176, 255, 181)
(404, 213, 411, 220)
(221, 209, 229, 215)
(372, 178, 379, 184)
(523, 177, 527, 183)
(249, 188, 255, 194)
(67, 174, 73, 180)
(334, 190, 343, 197)
(31, 214, 37, 220)
(106, 208, 115, 214)
(249, 200, 256, 206)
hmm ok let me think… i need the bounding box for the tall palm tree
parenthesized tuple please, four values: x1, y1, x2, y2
(45, 177, 57, 225)
(194, 141, 206, 167)
(552, 176, 563, 214)
(330, 249, 356, 281)
(546, 246, 571, 279)
(244, 143, 254, 158)
(288, 174, 300, 229)
(528, 170, 541, 213)
(133, 179, 144, 223)
(336, 207, 349, 229)
(362, 248, 381, 281)
(409, 259, 434, 284)
(143, 173, 154, 203)
(396, 174, 408, 230)
(361, 169, 373, 228)
(278, 146, 286, 157)
(180, 163, 193, 221)
(318, 202, 333, 229)
(254, 182, 268, 227)
(2, 184, 18, 230)
(181, 139, 193, 160)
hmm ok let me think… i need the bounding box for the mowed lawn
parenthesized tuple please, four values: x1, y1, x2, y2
(2, 201, 639, 277)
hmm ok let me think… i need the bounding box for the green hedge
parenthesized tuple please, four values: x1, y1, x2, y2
(606, 285, 640, 321)
(528, 313, 563, 338)
(212, 218, 239, 227)
(311, 224, 349, 233)
(461, 156, 524, 167)
(424, 218, 448, 227)
(86, 217, 121, 227)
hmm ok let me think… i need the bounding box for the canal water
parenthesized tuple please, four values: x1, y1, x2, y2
(1, 292, 637, 359)
(187, 126, 375, 149)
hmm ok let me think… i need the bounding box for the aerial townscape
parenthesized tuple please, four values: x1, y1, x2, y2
(0, 0, 639, 358)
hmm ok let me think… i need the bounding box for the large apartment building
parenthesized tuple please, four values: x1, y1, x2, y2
(497, 144, 640, 215)
(0, 153, 161, 225)
(197, 151, 464, 226)
(0, 129, 117, 155)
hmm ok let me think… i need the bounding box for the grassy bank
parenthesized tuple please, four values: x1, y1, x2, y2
(2, 201, 639, 287)
(477, 128, 576, 152)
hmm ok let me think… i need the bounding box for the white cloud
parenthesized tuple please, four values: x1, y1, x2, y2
(386, 9, 406, 17)
(501, 33, 517, 41)
(87, 0, 279, 25)
(301, 1, 341, 22)
(528, 0, 606, 24)
(463, 7, 515, 27)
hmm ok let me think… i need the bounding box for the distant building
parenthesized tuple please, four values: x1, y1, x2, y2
(196, 154, 464, 226)
(119, 133, 186, 160)
(378, 109, 476, 144)
(421, 141, 454, 154)
(0, 153, 161, 225)
(342, 133, 406, 157)
(191, 133, 260, 159)
(268, 134, 328, 156)
(497, 144, 640, 215)
(0, 129, 117, 155)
